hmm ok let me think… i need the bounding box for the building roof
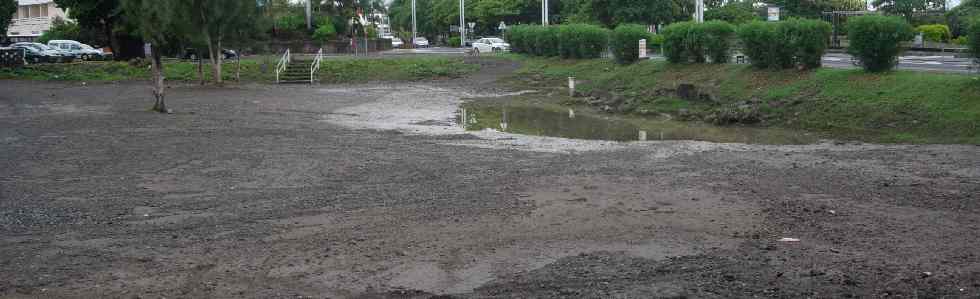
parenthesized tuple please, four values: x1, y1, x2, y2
(17, 0, 54, 5)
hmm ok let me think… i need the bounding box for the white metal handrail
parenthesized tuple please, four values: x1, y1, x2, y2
(310, 48, 323, 84)
(275, 49, 290, 83)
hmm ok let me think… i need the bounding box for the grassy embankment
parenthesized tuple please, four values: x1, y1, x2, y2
(498, 55, 980, 144)
(0, 56, 478, 83)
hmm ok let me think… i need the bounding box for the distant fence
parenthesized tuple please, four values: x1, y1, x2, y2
(269, 39, 392, 54)
(0, 48, 25, 67)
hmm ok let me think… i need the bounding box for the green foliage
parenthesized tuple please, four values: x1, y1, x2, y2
(53, 0, 123, 50)
(847, 15, 915, 72)
(509, 24, 607, 59)
(702, 21, 737, 64)
(0, 0, 15, 37)
(277, 14, 306, 32)
(915, 24, 951, 42)
(663, 21, 736, 64)
(873, 0, 934, 21)
(705, 1, 759, 25)
(37, 18, 81, 44)
(563, 0, 692, 28)
(611, 24, 652, 64)
(558, 23, 608, 59)
(947, 0, 980, 37)
(448, 36, 461, 47)
(969, 18, 980, 60)
(952, 36, 968, 45)
(312, 17, 337, 42)
(534, 26, 561, 57)
(737, 19, 833, 70)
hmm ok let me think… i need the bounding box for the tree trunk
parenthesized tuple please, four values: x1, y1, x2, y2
(103, 21, 119, 60)
(236, 50, 241, 83)
(213, 39, 223, 85)
(150, 43, 166, 113)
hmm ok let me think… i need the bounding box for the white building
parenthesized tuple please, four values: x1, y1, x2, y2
(6, 0, 71, 43)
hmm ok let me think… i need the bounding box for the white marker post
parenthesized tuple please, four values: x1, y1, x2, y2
(638, 130, 647, 141)
(568, 76, 575, 97)
(639, 39, 647, 59)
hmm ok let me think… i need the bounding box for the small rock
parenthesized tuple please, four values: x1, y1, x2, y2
(778, 237, 800, 242)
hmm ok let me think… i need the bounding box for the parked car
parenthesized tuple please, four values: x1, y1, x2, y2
(471, 37, 510, 54)
(10, 43, 72, 63)
(48, 40, 109, 61)
(9, 44, 64, 63)
(182, 48, 238, 60)
(413, 37, 429, 48)
(389, 37, 404, 48)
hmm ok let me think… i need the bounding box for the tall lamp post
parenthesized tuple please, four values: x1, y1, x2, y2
(695, 0, 704, 23)
(459, 0, 466, 47)
(306, 0, 313, 30)
(411, 0, 417, 48)
(541, 0, 549, 25)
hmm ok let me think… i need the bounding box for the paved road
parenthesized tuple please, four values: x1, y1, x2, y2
(822, 53, 977, 73)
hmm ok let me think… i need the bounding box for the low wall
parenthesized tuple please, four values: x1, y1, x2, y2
(0, 48, 25, 67)
(269, 39, 393, 54)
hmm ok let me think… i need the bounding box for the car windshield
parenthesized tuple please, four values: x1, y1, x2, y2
(80, 44, 94, 50)
(416, 38, 427, 41)
(487, 38, 505, 43)
(35, 44, 57, 51)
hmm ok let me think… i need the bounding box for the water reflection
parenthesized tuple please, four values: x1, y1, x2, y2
(460, 105, 819, 144)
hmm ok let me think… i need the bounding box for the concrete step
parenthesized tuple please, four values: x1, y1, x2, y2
(278, 80, 313, 84)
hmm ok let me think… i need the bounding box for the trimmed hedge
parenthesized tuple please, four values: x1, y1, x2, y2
(969, 19, 980, 60)
(736, 19, 832, 69)
(448, 37, 461, 47)
(916, 24, 952, 42)
(663, 21, 736, 64)
(559, 24, 609, 59)
(508, 24, 607, 59)
(847, 15, 915, 72)
(611, 24, 652, 64)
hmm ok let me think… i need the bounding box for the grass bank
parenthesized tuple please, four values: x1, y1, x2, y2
(0, 56, 478, 84)
(503, 55, 980, 144)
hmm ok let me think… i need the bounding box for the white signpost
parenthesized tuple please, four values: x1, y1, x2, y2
(768, 7, 780, 22)
(639, 39, 647, 59)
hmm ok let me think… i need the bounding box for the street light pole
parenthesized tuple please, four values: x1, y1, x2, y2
(306, 0, 312, 30)
(695, 0, 704, 23)
(411, 0, 417, 47)
(459, 0, 465, 47)
(541, 0, 549, 26)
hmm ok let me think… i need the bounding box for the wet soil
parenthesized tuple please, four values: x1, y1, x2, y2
(1, 58, 979, 298)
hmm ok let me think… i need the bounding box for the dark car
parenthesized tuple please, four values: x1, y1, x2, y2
(9, 44, 63, 64)
(182, 48, 238, 60)
(11, 42, 74, 63)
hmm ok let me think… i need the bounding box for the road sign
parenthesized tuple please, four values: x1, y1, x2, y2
(498, 21, 507, 31)
(768, 7, 780, 21)
(468, 22, 476, 29)
(639, 39, 647, 59)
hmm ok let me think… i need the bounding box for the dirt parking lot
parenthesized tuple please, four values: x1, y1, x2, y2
(1, 63, 979, 298)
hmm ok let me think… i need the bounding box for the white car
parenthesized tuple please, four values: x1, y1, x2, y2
(413, 37, 429, 48)
(48, 40, 108, 60)
(389, 37, 404, 48)
(471, 37, 510, 54)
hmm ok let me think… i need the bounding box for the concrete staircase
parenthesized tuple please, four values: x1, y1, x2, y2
(278, 60, 314, 84)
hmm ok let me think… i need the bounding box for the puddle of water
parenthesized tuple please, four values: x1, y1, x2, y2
(460, 104, 820, 144)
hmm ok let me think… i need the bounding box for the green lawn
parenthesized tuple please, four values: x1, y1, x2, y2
(0, 56, 479, 84)
(503, 55, 980, 144)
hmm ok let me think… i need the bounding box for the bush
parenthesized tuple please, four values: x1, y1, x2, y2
(37, 18, 80, 44)
(705, 1, 759, 25)
(916, 24, 952, 42)
(969, 19, 980, 60)
(611, 24, 652, 64)
(558, 24, 608, 59)
(953, 36, 969, 45)
(312, 17, 337, 42)
(737, 19, 832, 69)
(702, 21, 737, 63)
(847, 15, 915, 72)
(448, 36, 461, 47)
(787, 18, 833, 69)
(663, 21, 735, 64)
(662, 22, 694, 63)
(509, 24, 607, 58)
(534, 26, 561, 57)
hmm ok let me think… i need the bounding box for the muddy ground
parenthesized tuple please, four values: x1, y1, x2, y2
(1, 59, 979, 298)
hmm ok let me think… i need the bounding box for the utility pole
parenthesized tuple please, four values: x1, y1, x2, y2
(541, 0, 549, 25)
(694, 0, 703, 23)
(306, 0, 312, 30)
(411, 0, 417, 47)
(459, 0, 466, 47)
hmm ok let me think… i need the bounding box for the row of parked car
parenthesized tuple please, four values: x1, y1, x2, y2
(1, 40, 111, 64)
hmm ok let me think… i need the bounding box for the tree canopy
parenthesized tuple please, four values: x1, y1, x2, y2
(1, 0, 15, 38)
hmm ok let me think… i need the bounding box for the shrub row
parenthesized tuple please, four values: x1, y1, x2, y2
(969, 19, 980, 61)
(916, 24, 952, 42)
(846, 15, 915, 72)
(662, 21, 736, 64)
(611, 24, 654, 64)
(508, 24, 608, 59)
(736, 19, 832, 70)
